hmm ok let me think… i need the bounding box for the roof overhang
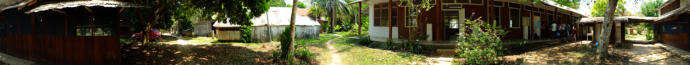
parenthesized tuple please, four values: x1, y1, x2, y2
(0, 0, 34, 13)
(655, 3, 690, 23)
(24, 1, 144, 14)
(579, 16, 657, 24)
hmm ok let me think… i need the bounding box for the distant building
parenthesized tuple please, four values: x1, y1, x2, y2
(214, 7, 321, 42)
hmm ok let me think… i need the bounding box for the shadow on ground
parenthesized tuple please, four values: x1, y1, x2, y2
(122, 42, 275, 65)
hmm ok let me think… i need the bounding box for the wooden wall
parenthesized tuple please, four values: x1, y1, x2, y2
(2, 7, 122, 65)
(658, 14, 690, 50)
(4, 35, 120, 65)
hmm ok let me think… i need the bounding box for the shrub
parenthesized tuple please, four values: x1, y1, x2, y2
(278, 26, 293, 64)
(456, 17, 505, 65)
(240, 25, 253, 43)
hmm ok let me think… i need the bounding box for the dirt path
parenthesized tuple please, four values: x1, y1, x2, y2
(326, 34, 343, 65)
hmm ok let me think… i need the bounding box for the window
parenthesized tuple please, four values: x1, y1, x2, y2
(509, 9, 520, 28)
(493, 7, 501, 25)
(406, 9, 417, 27)
(373, 4, 397, 27)
(76, 26, 112, 36)
(470, 0, 482, 4)
(493, 1, 504, 6)
(444, 11, 460, 29)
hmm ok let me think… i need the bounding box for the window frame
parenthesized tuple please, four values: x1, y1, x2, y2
(508, 5, 521, 28)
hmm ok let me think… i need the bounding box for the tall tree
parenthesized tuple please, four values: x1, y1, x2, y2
(591, 0, 626, 17)
(597, 0, 619, 63)
(123, 0, 270, 43)
(313, 0, 350, 33)
(284, 0, 298, 64)
(641, 0, 664, 17)
(121, 0, 175, 44)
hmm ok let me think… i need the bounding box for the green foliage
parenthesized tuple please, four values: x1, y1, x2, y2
(312, 0, 351, 33)
(241, 26, 253, 43)
(456, 18, 506, 65)
(552, 0, 581, 9)
(270, 0, 289, 7)
(294, 44, 315, 63)
(297, 2, 307, 8)
(641, 0, 664, 17)
(278, 26, 294, 64)
(591, 0, 626, 17)
(122, 0, 269, 43)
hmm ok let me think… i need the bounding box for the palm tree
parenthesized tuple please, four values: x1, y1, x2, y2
(313, 0, 350, 33)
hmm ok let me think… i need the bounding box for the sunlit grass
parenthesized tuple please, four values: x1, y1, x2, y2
(329, 32, 427, 65)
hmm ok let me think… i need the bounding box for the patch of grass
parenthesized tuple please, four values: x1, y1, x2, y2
(296, 34, 337, 44)
(185, 37, 217, 43)
(331, 35, 427, 65)
(120, 37, 132, 43)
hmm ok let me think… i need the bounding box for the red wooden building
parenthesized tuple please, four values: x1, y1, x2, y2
(0, 0, 142, 65)
(359, 0, 585, 44)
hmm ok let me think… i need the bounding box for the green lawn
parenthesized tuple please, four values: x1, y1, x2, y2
(332, 39, 427, 65)
(298, 32, 426, 65)
(148, 32, 428, 64)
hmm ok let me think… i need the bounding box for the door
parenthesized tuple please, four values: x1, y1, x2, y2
(523, 17, 530, 39)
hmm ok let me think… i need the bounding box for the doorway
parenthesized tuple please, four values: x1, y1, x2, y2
(443, 9, 464, 41)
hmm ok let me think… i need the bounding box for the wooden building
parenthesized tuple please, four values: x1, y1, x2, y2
(654, 0, 690, 50)
(360, 0, 585, 43)
(0, 0, 142, 65)
(577, 16, 656, 44)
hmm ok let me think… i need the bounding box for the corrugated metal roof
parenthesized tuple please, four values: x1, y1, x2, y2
(250, 7, 320, 26)
(213, 7, 321, 27)
(0, 0, 32, 13)
(24, 0, 144, 14)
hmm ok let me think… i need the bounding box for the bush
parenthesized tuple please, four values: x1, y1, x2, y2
(240, 26, 253, 43)
(456, 18, 505, 65)
(279, 26, 315, 64)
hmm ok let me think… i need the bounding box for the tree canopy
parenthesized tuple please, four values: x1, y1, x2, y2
(641, 0, 664, 17)
(591, 0, 626, 17)
(552, 0, 581, 9)
(121, 0, 270, 43)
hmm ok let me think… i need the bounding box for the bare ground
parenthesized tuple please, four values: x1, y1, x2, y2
(504, 41, 690, 65)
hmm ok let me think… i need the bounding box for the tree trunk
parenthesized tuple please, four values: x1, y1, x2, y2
(597, 0, 619, 63)
(358, 2, 362, 36)
(283, 0, 298, 64)
(329, 10, 335, 33)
